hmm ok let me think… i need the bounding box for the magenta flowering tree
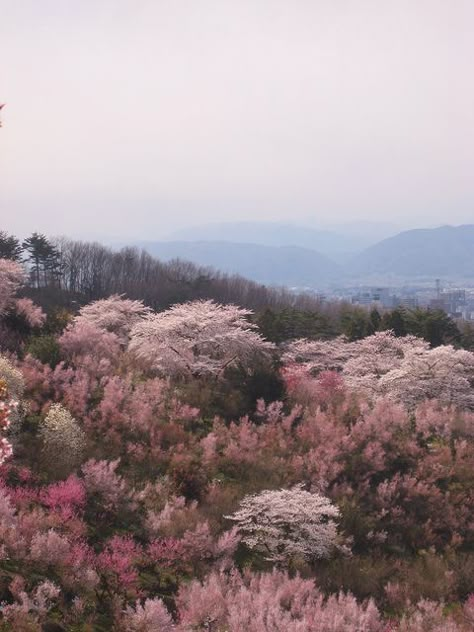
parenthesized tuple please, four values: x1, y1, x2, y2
(129, 299, 274, 378)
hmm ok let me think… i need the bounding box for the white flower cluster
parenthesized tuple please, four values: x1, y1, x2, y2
(40, 404, 86, 474)
(226, 484, 342, 563)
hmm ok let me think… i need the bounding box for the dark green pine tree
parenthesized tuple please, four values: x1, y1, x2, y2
(22, 232, 61, 288)
(381, 307, 407, 337)
(257, 308, 281, 343)
(0, 231, 23, 261)
(367, 307, 382, 335)
(404, 307, 461, 347)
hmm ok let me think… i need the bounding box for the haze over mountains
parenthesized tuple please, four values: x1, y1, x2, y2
(167, 221, 400, 261)
(138, 223, 474, 289)
(350, 225, 474, 280)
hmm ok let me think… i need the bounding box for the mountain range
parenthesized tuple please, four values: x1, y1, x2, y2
(168, 221, 399, 262)
(137, 223, 474, 288)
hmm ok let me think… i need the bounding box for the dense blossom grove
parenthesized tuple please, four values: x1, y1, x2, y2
(1, 259, 474, 630)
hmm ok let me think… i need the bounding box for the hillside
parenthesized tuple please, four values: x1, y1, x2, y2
(349, 224, 474, 279)
(1, 262, 474, 629)
(139, 240, 342, 287)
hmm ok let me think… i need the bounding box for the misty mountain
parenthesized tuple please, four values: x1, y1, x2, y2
(137, 224, 474, 289)
(166, 221, 401, 261)
(139, 240, 342, 288)
(349, 225, 474, 279)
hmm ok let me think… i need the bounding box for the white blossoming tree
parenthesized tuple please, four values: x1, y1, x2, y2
(225, 485, 342, 564)
(40, 404, 86, 476)
(379, 345, 474, 409)
(129, 299, 274, 378)
(0, 355, 25, 442)
(284, 331, 474, 409)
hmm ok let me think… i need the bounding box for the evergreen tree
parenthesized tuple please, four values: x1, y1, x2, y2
(0, 231, 22, 261)
(381, 307, 407, 337)
(367, 307, 382, 335)
(22, 232, 60, 288)
(340, 306, 368, 341)
(404, 308, 461, 347)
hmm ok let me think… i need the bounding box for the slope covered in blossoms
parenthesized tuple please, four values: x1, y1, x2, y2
(1, 258, 474, 630)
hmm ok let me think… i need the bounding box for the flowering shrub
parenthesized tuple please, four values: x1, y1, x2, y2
(176, 569, 383, 632)
(14, 298, 46, 328)
(122, 597, 174, 632)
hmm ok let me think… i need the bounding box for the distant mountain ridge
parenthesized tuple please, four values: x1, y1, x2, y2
(138, 240, 341, 288)
(349, 224, 474, 279)
(137, 223, 474, 288)
(167, 221, 400, 261)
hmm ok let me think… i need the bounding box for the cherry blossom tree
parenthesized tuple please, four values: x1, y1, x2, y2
(60, 320, 122, 364)
(59, 295, 151, 367)
(0, 355, 25, 453)
(69, 294, 151, 346)
(282, 335, 356, 374)
(225, 485, 343, 563)
(284, 331, 474, 409)
(129, 299, 274, 378)
(0, 258, 45, 330)
(342, 332, 429, 396)
(0, 258, 25, 315)
(379, 345, 474, 409)
(0, 378, 14, 464)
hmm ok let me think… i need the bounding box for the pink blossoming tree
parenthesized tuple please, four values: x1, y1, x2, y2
(129, 299, 274, 378)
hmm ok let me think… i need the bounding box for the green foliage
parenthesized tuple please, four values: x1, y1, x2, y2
(0, 231, 22, 261)
(22, 232, 61, 289)
(381, 307, 461, 347)
(43, 308, 73, 335)
(367, 308, 382, 335)
(460, 322, 474, 351)
(381, 308, 407, 336)
(340, 306, 369, 341)
(26, 335, 62, 368)
(256, 307, 334, 343)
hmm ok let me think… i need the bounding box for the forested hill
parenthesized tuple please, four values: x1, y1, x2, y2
(0, 231, 324, 313)
(136, 240, 342, 288)
(1, 230, 472, 351)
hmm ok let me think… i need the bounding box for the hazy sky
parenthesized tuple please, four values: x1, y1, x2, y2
(1, 0, 473, 241)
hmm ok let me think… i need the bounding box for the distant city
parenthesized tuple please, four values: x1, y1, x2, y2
(309, 281, 474, 321)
